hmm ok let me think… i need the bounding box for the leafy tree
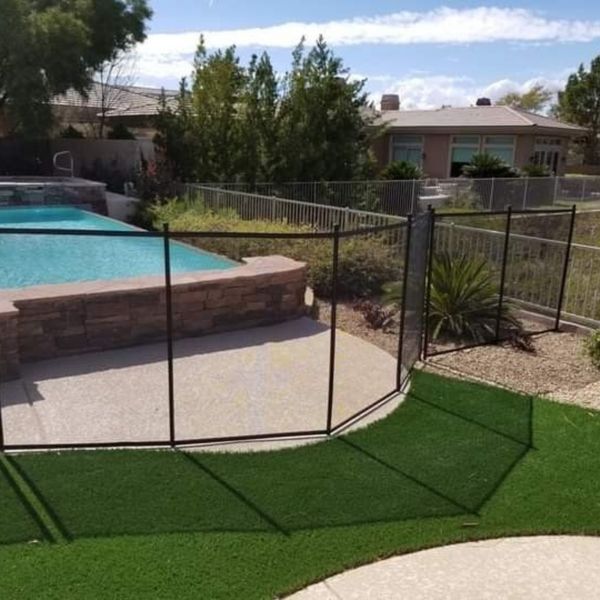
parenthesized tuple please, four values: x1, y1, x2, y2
(191, 37, 245, 182)
(0, 0, 152, 137)
(556, 57, 600, 165)
(275, 37, 378, 182)
(154, 80, 199, 181)
(497, 84, 552, 113)
(238, 53, 279, 184)
(155, 36, 379, 185)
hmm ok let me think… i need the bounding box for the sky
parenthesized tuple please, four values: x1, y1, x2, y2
(133, 1, 600, 109)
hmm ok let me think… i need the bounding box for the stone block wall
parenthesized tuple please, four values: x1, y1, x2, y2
(0, 256, 307, 381)
(0, 302, 19, 381)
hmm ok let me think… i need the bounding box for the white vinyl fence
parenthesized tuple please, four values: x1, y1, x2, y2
(186, 185, 403, 231)
(186, 184, 599, 325)
(201, 176, 600, 216)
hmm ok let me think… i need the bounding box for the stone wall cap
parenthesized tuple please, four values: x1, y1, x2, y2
(0, 300, 18, 315)
(0, 255, 307, 304)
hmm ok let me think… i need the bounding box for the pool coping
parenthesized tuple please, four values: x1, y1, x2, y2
(0, 255, 303, 303)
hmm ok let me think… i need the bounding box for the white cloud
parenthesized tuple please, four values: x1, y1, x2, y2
(374, 75, 567, 110)
(137, 6, 600, 67)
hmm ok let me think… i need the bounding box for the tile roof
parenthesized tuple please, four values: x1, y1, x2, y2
(376, 105, 586, 133)
(51, 83, 178, 117)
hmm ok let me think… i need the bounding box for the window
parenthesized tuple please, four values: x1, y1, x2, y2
(390, 135, 424, 167)
(533, 138, 562, 173)
(450, 135, 480, 177)
(484, 136, 515, 165)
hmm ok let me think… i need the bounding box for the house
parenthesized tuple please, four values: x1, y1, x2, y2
(50, 83, 178, 140)
(372, 95, 586, 177)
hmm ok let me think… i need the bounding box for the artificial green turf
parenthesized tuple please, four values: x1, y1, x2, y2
(0, 458, 47, 544)
(1, 371, 599, 599)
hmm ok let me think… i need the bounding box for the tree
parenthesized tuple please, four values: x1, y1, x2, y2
(237, 53, 279, 183)
(556, 57, 600, 165)
(191, 37, 245, 182)
(155, 36, 379, 185)
(0, 0, 152, 137)
(95, 51, 138, 139)
(497, 84, 553, 113)
(275, 36, 378, 182)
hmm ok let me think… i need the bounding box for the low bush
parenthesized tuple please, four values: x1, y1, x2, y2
(381, 160, 424, 180)
(521, 164, 552, 177)
(149, 199, 398, 299)
(107, 123, 136, 140)
(584, 331, 600, 369)
(307, 236, 398, 298)
(353, 300, 395, 330)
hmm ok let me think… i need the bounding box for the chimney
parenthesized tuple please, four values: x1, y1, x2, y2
(476, 97, 492, 106)
(381, 94, 400, 111)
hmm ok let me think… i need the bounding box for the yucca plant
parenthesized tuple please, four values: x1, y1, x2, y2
(429, 252, 519, 342)
(381, 160, 424, 180)
(462, 153, 519, 178)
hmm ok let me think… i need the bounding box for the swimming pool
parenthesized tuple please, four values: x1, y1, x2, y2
(0, 207, 236, 289)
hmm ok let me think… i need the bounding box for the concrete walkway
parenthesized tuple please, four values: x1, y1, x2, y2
(0, 318, 401, 450)
(290, 536, 600, 599)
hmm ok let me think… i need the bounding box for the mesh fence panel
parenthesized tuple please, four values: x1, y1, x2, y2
(330, 224, 407, 431)
(170, 231, 330, 443)
(425, 213, 509, 356)
(398, 213, 431, 388)
(0, 226, 170, 448)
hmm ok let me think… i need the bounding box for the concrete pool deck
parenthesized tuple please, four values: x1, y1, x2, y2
(0, 318, 402, 451)
(290, 536, 600, 599)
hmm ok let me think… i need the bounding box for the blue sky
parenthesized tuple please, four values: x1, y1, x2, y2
(135, 1, 600, 109)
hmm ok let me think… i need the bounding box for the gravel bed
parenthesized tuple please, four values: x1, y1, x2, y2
(316, 300, 600, 410)
(315, 300, 400, 359)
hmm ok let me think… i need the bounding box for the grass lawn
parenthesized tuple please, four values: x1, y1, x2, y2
(1, 371, 600, 598)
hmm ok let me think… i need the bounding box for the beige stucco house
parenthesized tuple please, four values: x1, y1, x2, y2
(372, 96, 586, 177)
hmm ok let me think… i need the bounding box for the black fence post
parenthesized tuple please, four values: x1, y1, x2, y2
(495, 205, 512, 342)
(162, 223, 176, 447)
(421, 207, 436, 361)
(396, 217, 412, 391)
(555, 205, 577, 331)
(326, 224, 340, 435)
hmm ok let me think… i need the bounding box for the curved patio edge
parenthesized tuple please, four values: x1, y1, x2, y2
(288, 535, 600, 599)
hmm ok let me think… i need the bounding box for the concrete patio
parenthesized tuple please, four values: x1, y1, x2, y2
(291, 536, 600, 599)
(0, 318, 401, 450)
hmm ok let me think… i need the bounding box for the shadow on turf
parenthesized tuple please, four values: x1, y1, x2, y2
(0, 390, 534, 543)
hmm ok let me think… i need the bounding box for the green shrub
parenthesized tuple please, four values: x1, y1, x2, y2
(429, 252, 520, 343)
(584, 331, 600, 369)
(150, 200, 397, 299)
(59, 125, 84, 139)
(462, 154, 520, 179)
(381, 160, 423, 180)
(107, 123, 136, 140)
(306, 236, 398, 298)
(521, 164, 552, 177)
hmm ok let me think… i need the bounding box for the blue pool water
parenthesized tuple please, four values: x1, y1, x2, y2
(0, 207, 236, 289)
